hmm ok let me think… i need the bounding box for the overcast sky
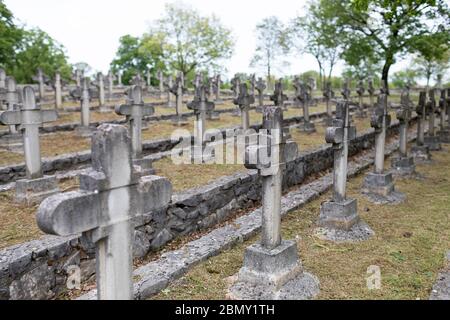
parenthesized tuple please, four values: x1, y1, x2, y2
(5, 0, 411, 80)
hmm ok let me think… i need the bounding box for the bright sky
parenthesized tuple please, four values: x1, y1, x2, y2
(5, 0, 409, 80)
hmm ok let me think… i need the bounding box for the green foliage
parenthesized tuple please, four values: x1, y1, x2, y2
(0, 0, 23, 67)
(312, 0, 450, 88)
(110, 34, 165, 85)
(8, 28, 71, 83)
(152, 2, 234, 78)
(250, 16, 290, 81)
(391, 69, 419, 88)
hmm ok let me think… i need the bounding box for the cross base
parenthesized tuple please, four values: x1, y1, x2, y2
(411, 145, 432, 163)
(438, 129, 450, 143)
(232, 108, 241, 117)
(362, 172, 405, 204)
(354, 110, 367, 118)
(318, 198, 360, 231)
(297, 121, 316, 133)
(75, 126, 93, 137)
(424, 135, 442, 151)
(0, 133, 23, 153)
(228, 241, 319, 300)
(133, 158, 155, 176)
(16, 175, 59, 205)
(98, 105, 111, 113)
(391, 156, 416, 176)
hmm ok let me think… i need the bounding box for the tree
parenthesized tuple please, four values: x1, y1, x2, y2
(0, 0, 23, 67)
(150, 2, 234, 78)
(289, 1, 342, 89)
(110, 34, 165, 85)
(315, 0, 450, 90)
(9, 28, 72, 83)
(391, 69, 419, 88)
(250, 16, 289, 86)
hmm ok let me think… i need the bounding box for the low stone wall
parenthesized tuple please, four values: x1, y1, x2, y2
(0, 117, 411, 300)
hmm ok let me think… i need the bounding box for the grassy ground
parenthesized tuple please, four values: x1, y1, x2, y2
(153, 146, 450, 300)
(0, 178, 79, 249)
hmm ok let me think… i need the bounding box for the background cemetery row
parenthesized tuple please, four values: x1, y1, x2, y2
(0, 63, 449, 299)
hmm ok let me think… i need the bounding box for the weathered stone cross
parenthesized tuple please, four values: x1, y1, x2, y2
(214, 74, 222, 103)
(32, 68, 49, 101)
(255, 77, 266, 111)
(362, 85, 404, 203)
(3, 77, 20, 135)
(187, 81, 215, 157)
(295, 79, 315, 133)
(355, 80, 367, 118)
(0, 86, 59, 203)
(37, 124, 173, 300)
(437, 89, 449, 143)
(106, 71, 115, 101)
(164, 75, 175, 108)
(411, 91, 431, 162)
(115, 85, 155, 174)
(53, 72, 63, 110)
(391, 86, 415, 175)
(424, 89, 441, 151)
(322, 81, 334, 126)
(229, 107, 319, 300)
(270, 79, 288, 110)
(319, 101, 359, 230)
(167, 72, 187, 125)
(72, 69, 83, 87)
(92, 72, 106, 110)
(233, 83, 255, 130)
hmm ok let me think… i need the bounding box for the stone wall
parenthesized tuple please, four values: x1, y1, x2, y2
(0, 117, 410, 300)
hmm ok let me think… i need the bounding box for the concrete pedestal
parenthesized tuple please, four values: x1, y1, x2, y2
(411, 145, 431, 163)
(297, 121, 316, 134)
(391, 156, 416, 176)
(0, 133, 23, 153)
(75, 126, 93, 138)
(228, 241, 320, 300)
(15, 175, 59, 205)
(362, 172, 405, 204)
(438, 129, 450, 143)
(424, 135, 442, 151)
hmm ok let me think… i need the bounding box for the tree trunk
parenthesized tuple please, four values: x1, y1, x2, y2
(381, 61, 392, 94)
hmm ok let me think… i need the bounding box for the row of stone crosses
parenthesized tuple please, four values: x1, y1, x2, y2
(1, 62, 449, 298)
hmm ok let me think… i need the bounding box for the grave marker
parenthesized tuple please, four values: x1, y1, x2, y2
(355, 80, 367, 118)
(229, 106, 319, 300)
(423, 89, 442, 151)
(437, 89, 449, 143)
(255, 77, 266, 113)
(322, 81, 334, 126)
(233, 83, 255, 130)
(0, 86, 59, 204)
(411, 91, 431, 162)
(37, 124, 172, 300)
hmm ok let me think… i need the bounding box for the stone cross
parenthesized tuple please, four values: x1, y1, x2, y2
(391, 87, 415, 175)
(293, 77, 302, 108)
(367, 78, 375, 111)
(411, 91, 431, 162)
(231, 75, 241, 99)
(164, 75, 175, 108)
(53, 72, 63, 110)
(131, 73, 146, 87)
(106, 71, 115, 101)
(214, 74, 222, 103)
(37, 124, 172, 300)
(187, 81, 215, 149)
(437, 89, 449, 142)
(168, 72, 187, 125)
(323, 81, 334, 124)
(3, 77, 20, 135)
(208, 76, 215, 101)
(356, 80, 367, 118)
(0, 87, 59, 203)
(245, 106, 298, 249)
(69, 78, 93, 135)
(234, 83, 255, 130)
(72, 69, 83, 87)
(424, 89, 441, 150)
(0, 68, 6, 110)
(92, 72, 106, 107)
(146, 70, 152, 88)
(270, 79, 288, 109)
(341, 79, 351, 101)
(117, 71, 122, 86)
(361, 85, 402, 203)
(32, 68, 48, 101)
(296, 80, 315, 132)
(249, 74, 256, 96)
(115, 85, 155, 160)
(230, 106, 320, 300)
(255, 77, 266, 110)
